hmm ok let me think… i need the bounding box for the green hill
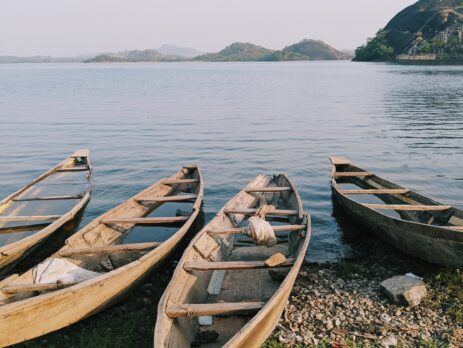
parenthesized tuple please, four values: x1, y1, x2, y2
(355, 0, 463, 62)
(194, 42, 273, 62)
(279, 39, 351, 60)
(195, 40, 349, 62)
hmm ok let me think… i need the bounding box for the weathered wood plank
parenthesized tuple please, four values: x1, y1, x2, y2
(339, 189, 410, 195)
(363, 203, 452, 211)
(448, 225, 463, 231)
(13, 195, 83, 202)
(55, 167, 89, 172)
(161, 179, 199, 185)
(58, 242, 160, 256)
(0, 215, 61, 222)
(70, 149, 90, 158)
(183, 259, 295, 271)
(136, 194, 197, 203)
(224, 209, 298, 216)
(0, 223, 50, 234)
(329, 156, 353, 165)
(245, 187, 291, 193)
(166, 302, 265, 318)
(334, 172, 372, 178)
(101, 216, 189, 225)
(1, 281, 78, 294)
(207, 224, 305, 235)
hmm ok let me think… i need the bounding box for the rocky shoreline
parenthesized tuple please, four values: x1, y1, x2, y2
(266, 241, 463, 348)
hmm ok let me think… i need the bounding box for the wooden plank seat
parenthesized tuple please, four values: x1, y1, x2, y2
(101, 216, 189, 225)
(0, 223, 51, 234)
(136, 194, 197, 204)
(183, 259, 295, 272)
(224, 209, 298, 216)
(55, 167, 90, 172)
(330, 157, 353, 165)
(0, 215, 61, 222)
(166, 302, 265, 318)
(448, 226, 463, 231)
(13, 194, 83, 202)
(70, 149, 90, 158)
(161, 179, 199, 185)
(334, 172, 373, 178)
(207, 224, 305, 235)
(245, 187, 291, 193)
(339, 189, 410, 195)
(58, 242, 160, 257)
(364, 203, 452, 211)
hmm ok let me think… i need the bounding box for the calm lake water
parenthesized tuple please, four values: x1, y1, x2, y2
(1, 61, 462, 262)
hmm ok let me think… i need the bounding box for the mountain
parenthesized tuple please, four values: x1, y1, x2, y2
(277, 39, 351, 60)
(156, 44, 203, 58)
(85, 49, 185, 62)
(195, 40, 348, 62)
(355, 0, 463, 62)
(194, 42, 274, 62)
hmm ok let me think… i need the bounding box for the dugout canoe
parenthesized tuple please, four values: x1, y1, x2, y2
(0, 149, 92, 274)
(330, 156, 463, 267)
(155, 174, 311, 348)
(0, 164, 203, 346)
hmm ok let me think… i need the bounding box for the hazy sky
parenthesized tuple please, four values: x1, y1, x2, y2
(0, 0, 416, 56)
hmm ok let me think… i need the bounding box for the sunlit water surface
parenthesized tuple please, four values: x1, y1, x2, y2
(1, 61, 462, 262)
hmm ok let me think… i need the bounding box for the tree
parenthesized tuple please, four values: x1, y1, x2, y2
(353, 30, 395, 62)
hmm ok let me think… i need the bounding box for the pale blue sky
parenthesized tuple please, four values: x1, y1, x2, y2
(0, 0, 416, 56)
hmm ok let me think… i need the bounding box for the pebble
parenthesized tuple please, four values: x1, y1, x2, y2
(271, 263, 457, 347)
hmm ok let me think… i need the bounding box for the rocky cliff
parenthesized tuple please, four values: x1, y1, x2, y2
(355, 0, 463, 61)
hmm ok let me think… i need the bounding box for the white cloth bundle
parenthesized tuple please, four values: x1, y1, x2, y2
(32, 258, 101, 284)
(242, 205, 277, 247)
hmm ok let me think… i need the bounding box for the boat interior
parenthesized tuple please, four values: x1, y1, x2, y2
(0, 154, 91, 248)
(161, 174, 309, 347)
(330, 157, 463, 230)
(0, 166, 202, 305)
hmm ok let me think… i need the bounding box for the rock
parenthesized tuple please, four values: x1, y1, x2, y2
(380, 275, 427, 307)
(381, 335, 398, 347)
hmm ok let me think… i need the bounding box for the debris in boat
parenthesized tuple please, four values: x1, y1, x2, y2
(32, 258, 100, 284)
(265, 253, 286, 267)
(242, 205, 277, 247)
(380, 275, 427, 307)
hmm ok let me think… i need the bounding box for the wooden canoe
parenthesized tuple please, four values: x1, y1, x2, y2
(330, 156, 463, 267)
(0, 165, 203, 346)
(155, 174, 311, 348)
(0, 149, 92, 274)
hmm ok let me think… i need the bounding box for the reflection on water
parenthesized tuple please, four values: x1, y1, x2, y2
(0, 62, 462, 262)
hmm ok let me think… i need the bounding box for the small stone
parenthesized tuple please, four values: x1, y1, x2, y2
(315, 313, 323, 320)
(380, 275, 427, 307)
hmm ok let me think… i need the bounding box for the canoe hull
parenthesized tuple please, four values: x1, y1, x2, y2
(0, 165, 203, 347)
(0, 241, 173, 346)
(333, 188, 463, 267)
(0, 150, 92, 274)
(155, 174, 310, 348)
